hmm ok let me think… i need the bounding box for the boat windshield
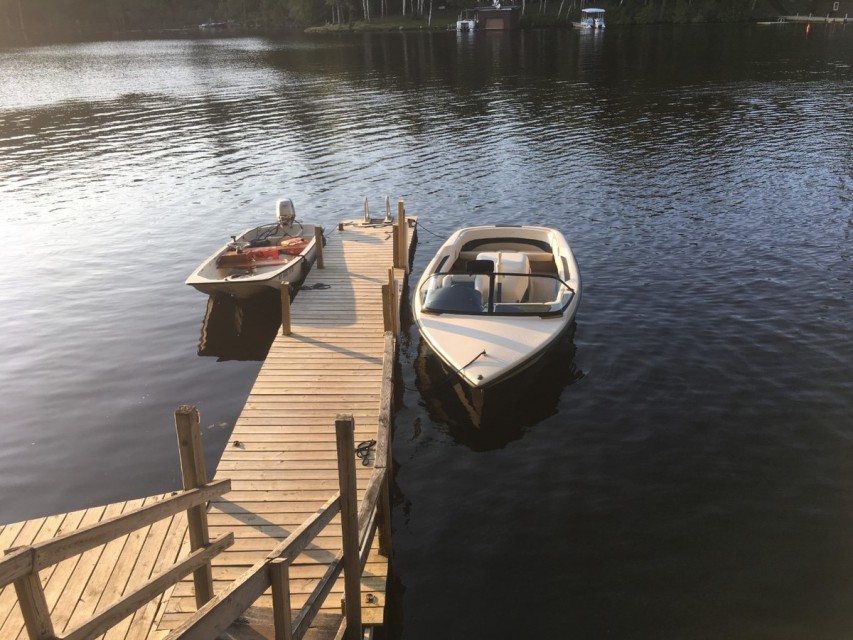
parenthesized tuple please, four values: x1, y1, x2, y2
(420, 271, 575, 316)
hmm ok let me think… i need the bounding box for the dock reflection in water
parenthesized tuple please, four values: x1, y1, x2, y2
(197, 291, 282, 361)
(414, 324, 583, 450)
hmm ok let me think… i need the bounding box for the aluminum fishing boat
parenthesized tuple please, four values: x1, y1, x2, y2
(413, 225, 581, 389)
(186, 198, 323, 299)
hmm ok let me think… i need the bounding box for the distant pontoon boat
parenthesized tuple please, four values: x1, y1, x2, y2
(573, 7, 606, 29)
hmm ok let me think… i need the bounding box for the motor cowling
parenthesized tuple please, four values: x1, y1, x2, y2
(277, 198, 296, 227)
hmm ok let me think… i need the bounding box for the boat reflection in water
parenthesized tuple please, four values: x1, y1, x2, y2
(197, 291, 282, 361)
(414, 323, 583, 450)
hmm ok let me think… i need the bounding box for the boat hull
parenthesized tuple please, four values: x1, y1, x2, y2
(418, 307, 577, 389)
(415, 323, 581, 435)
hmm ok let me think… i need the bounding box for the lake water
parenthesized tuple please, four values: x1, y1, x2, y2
(1, 23, 852, 638)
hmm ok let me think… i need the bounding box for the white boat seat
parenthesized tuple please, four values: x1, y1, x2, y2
(528, 276, 561, 304)
(443, 274, 470, 287)
(475, 251, 530, 303)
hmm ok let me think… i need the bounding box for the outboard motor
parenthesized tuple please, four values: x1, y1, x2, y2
(276, 198, 296, 228)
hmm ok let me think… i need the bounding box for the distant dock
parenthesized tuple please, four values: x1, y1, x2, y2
(777, 13, 850, 22)
(0, 208, 417, 640)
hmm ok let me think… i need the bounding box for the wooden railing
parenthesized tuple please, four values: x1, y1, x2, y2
(0, 406, 233, 640)
(164, 331, 396, 640)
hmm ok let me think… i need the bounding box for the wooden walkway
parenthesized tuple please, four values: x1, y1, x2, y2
(0, 499, 190, 640)
(0, 217, 412, 640)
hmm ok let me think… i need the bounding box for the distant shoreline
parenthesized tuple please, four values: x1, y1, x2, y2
(4, 10, 842, 46)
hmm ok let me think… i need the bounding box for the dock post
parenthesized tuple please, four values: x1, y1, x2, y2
(378, 477, 393, 557)
(270, 558, 294, 640)
(10, 550, 55, 640)
(377, 332, 395, 557)
(391, 225, 400, 269)
(382, 283, 392, 333)
(397, 200, 408, 273)
(174, 405, 215, 607)
(382, 269, 399, 336)
(335, 415, 362, 640)
(281, 281, 292, 336)
(387, 267, 398, 337)
(314, 226, 324, 269)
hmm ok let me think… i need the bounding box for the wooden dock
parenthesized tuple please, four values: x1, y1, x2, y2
(0, 213, 415, 640)
(776, 13, 850, 23)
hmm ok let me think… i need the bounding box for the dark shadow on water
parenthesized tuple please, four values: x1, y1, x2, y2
(196, 260, 317, 361)
(197, 291, 283, 361)
(414, 323, 584, 451)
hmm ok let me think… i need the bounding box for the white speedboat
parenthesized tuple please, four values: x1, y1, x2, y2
(413, 225, 581, 389)
(573, 7, 605, 29)
(186, 198, 324, 299)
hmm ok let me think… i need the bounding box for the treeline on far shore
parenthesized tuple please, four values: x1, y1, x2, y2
(0, 0, 816, 43)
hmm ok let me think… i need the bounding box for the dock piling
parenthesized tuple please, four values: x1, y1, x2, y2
(388, 268, 399, 337)
(281, 281, 292, 336)
(270, 558, 294, 640)
(174, 405, 214, 607)
(391, 225, 400, 269)
(396, 200, 408, 273)
(376, 333, 395, 557)
(11, 561, 54, 640)
(314, 226, 325, 269)
(335, 415, 362, 640)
